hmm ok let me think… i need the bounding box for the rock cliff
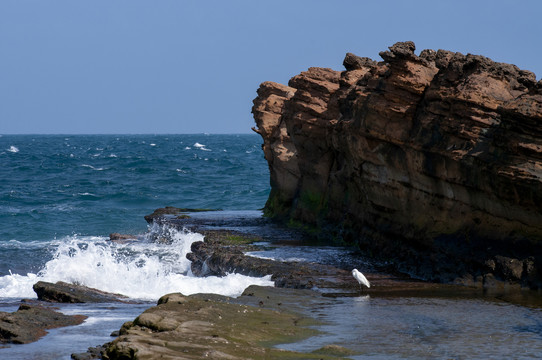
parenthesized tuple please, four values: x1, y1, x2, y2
(252, 41, 542, 289)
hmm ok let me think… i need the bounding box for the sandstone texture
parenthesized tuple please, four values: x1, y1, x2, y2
(103, 290, 334, 360)
(252, 41, 542, 288)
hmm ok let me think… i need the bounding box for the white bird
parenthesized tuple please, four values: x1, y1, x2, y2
(352, 268, 370, 290)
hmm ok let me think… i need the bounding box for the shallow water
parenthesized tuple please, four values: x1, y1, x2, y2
(0, 302, 151, 360)
(245, 236, 542, 359)
(278, 295, 542, 359)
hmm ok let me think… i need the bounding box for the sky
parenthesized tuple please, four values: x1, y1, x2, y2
(1, 0, 541, 134)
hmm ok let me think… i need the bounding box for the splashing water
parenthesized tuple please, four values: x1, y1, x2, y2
(0, 225, 273, 301)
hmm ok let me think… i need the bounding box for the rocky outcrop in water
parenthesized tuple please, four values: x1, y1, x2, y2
(187, 235, 353, 289)
(252, 41, 542, 289)
(0, 304, 86, 344)
(144, 206, 215, 224)
(33, 281, 128, 303)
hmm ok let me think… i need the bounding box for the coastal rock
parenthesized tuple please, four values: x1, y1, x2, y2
(70, 345, 108, 360)
(187, 237, 352, 289)
(144, 206, 187, 223)
(144, 206, 214, 224)
(0, 304, 86, 344)
(253, 41, 542, 288)
(109, 233, 136, 241)
(104, 289, 319, 360)
(33, 281, 128, 303)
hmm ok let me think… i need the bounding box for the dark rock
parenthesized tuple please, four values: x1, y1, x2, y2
(144, 206, 184, 223)
(33, 281, 128, 303)
(495, 255, 524, 281)
(109, 233, 136, 241)
(379, 40, 417, 62)
(144, 206, 215, 223)
(0, 304, 86, 344)
(71, 345, 108, 360)
(343, 52, 377, 71)
(187, 237, 354, 290)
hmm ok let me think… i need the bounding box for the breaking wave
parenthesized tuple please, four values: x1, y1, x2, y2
(0, 225, 273, 301)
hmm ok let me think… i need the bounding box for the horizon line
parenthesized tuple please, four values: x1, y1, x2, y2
(0, 132, 258, 136)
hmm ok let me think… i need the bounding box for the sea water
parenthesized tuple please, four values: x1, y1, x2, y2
(0, 134, 272, 300)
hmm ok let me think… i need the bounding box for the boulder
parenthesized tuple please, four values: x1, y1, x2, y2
(33, 281, 128, 303)
(109, 233, 136, 241)
(0, 304, 86, 344)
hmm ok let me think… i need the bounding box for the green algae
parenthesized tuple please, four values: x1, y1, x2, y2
(222, 234, 258, 245)
(105, 287, 355, 360)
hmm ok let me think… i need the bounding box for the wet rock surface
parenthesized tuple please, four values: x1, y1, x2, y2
(143, 206, 216, 224)
(252, 41, 542, 289)
(33, 281, 129, 303)
(0, 303, 86, 344)
(103, 289, 325, 360)
(71, 345, 109, 360)
(187, 238, 353, 289)
(109, 233, 137, 241)
(145, 210, 491, 294)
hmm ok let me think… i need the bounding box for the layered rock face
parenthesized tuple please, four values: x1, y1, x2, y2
(252, 42, 542, 288)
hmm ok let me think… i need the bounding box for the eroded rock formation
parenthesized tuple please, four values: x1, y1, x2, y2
(252, 41, 542, 288)
(103, 289, 320, 359)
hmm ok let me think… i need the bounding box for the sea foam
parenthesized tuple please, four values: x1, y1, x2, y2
(0, 226, 273, 300)
(194, 142, 211, 151)
(81, 164, 105, 171)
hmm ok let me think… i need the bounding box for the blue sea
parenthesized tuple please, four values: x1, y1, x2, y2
(0, 134, 272, 300)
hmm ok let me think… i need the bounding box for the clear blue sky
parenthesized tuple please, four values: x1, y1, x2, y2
(1, 0, 541, 134)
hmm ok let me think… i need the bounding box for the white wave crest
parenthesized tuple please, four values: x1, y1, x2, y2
(7, 146, 19, 153)
(0, 226, 273, 301)
(194, 142, 211, 151)
(81, 164, 105, 171)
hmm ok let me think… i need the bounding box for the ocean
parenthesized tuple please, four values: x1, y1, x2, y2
(1, 134, 541, 359)
(0, 134, 272, 301)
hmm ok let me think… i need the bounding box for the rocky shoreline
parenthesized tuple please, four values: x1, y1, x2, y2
(252, 41, 542, 289)
(3, 208, 540, 358)
(82, 208, 542, 358)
